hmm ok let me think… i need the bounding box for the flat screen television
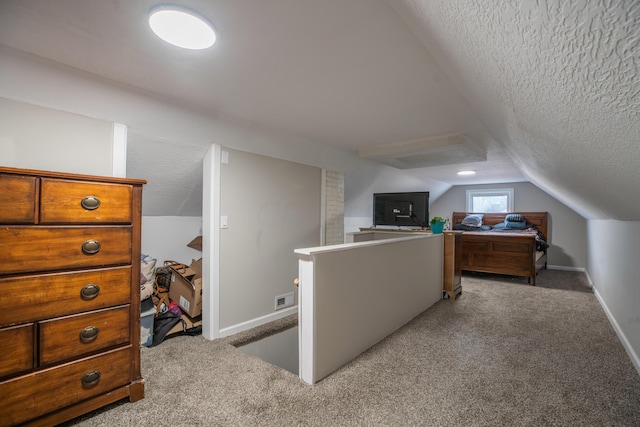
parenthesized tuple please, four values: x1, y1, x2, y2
(373, 192, 430, 228)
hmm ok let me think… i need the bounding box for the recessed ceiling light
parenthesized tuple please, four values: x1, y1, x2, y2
(148, 5, 216, 50)
(457, 170, 476, 176)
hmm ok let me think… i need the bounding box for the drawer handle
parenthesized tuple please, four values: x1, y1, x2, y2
(80, 284, 100, 300)
(82, 240, 101, 255)
(79, 326, 99, 343)
(81, 196, 101, 210)
(81, 370, 101, 387)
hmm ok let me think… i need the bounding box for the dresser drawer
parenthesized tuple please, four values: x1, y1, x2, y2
(0, 346, 132, 426)
(40, 178, 132, 224)
(0, 324, 34, 379)
(0, 226, 131, 274)
(0, 174, 37, 224)
(0, 267, 131, 327)
(39, 306, 130, 366)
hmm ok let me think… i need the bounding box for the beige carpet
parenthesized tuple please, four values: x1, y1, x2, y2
(63, 270, 640, 426)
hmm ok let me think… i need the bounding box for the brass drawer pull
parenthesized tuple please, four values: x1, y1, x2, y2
(79, 326, 99, 343)
(81, 370, 101, 387)
(80, 284, 100, 300)
(82, 240, 101, 255)
(80, 196, 101, 210)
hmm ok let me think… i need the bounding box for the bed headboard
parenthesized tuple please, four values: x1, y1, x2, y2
(451, 211, 549, 240)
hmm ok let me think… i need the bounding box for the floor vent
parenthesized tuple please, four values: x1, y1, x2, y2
(275, 292, 295, 310)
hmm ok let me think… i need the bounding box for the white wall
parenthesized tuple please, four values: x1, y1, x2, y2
(218, 148, 321, 330)
(0, 47, 444, 218)
(0, 97, 114, 175)
(1, 44, 425, 222)
(296, 234, 443, 384)
(431, 182, 587, 268)
(141, 216, 203, 266)
(0, 45, 365, 177)
(587, 220, 640, 374)
(344, 161, 450, 233)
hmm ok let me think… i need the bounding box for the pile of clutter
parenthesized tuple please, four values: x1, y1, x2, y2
(139, 238, 203, 347)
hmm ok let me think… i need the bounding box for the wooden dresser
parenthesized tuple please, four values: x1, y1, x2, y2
(443, 231, 462, 300)
(0, 166, 146, 426)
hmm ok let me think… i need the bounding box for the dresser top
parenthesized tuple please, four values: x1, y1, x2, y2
(0, 166, 146, 185)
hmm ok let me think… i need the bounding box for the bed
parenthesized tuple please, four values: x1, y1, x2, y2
(451, 212, 549, 285)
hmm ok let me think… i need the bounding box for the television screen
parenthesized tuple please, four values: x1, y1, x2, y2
(373, 192, 429, 228)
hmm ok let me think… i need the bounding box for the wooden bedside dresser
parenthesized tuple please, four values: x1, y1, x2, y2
(0, 166, 146, 426)
(443, 231, 462, 300)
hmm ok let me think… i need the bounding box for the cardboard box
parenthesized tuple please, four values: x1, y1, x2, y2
(187, 236, 202, 251)
(166, 312, 203, 337)
(169, 258, 202, 317)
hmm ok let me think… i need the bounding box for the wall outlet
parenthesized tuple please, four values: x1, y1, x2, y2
(275, 292, 295, 310)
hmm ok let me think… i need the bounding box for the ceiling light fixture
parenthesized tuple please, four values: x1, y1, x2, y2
(148, 5, 216, 50)
(457, 170, 476, 176)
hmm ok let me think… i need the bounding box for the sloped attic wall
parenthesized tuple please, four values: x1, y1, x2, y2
(393, 0, 640, 221)
(126, 130, 206, 217)
(126, 133, 207, 266)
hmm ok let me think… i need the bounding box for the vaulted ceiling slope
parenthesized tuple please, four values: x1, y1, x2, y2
(0, 0, 521, 206)
(393, 0, 640, 220)
(0, 1, 637, 220)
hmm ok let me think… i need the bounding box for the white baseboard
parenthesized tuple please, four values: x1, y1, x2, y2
(546, 264, 586, 272)
(547, 267, 638, 376)
(584, 270, 594, 288)
(592, 286, 640, 377)
(218, 305, 298, 339)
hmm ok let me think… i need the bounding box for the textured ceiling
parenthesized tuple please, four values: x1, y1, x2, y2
(0, 0, 638, 219)
(393, 0, 640, 219)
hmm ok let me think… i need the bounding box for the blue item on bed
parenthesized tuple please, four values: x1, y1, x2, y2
(492, 220, 527, 230)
